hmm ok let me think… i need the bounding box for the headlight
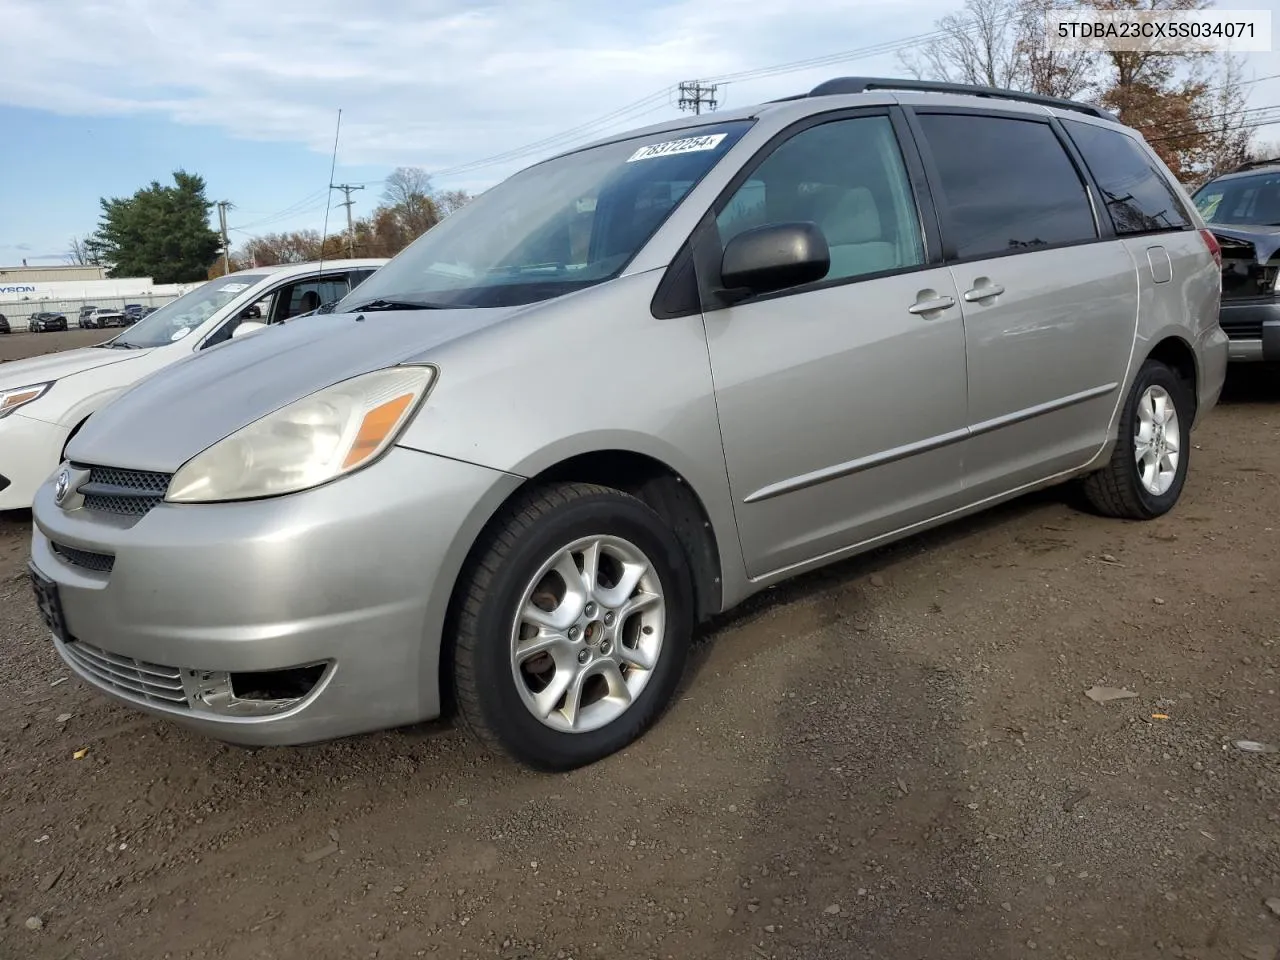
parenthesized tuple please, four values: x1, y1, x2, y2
(0, 382, 53, 419)
(166, 365, 436, 503)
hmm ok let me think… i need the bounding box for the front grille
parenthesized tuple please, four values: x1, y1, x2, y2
(51, 542, 114, 574)
(78, 465, 171, 519)
(62, 640, 189, 709)
(1220, 315, 1264, 340)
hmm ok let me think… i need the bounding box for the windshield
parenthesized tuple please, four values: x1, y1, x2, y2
(1192, 171, 1280, 225)
(109, 275, 268, 348)
(337, 121, 753, 311)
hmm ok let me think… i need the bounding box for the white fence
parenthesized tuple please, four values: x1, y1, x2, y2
(0, 292, 180, 328)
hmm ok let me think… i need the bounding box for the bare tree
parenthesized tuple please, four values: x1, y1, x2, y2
(1186, 55, 1256, 186)
(435, 188, 474, 218)
(65, 236, 97, 266)
(900, 0, 1099, 98)
(899, 0, 1025, 89)
(1016, 0, 1100, 99)
(382, 166, 440, 237)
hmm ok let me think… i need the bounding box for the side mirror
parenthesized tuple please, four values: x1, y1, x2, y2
(232, 320, 267, 339)
(720, 221, 830, 299)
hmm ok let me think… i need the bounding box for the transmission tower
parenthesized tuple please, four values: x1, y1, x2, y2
(329, 183, 365, 256)
(677, 81, 719, 115)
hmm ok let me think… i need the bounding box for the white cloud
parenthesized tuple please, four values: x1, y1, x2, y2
(0, 0, 954, 185)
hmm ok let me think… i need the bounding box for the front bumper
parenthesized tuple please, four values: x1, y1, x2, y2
(29, 446, 521, 746)
(1220, 298, 1280, 362)
(0, 412, 69, 511)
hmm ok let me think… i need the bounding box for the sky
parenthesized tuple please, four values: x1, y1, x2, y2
(1, 0, 1278, 266)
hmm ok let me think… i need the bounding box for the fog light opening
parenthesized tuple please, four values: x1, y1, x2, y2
(229, 664, 327, 702)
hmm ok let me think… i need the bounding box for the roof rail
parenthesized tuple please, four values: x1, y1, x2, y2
(805, 76, 1116, 121)
(1231, 157, 1280, 173)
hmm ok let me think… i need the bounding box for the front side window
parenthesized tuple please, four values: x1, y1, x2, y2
(716, 115, 925, 283)
(277, 276, 355, 320)
(108, 275, 268, 348)
(918, 114, 1097, 260)
(1192, 171, 1280, 226)
(1063, 119, 1192, 235)
(337, 121, 753, 312)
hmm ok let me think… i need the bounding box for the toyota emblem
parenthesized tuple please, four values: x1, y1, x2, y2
(53, 468, 71, 505)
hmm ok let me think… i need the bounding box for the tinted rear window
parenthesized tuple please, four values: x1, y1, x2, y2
(1063, 120, 1191, 235)
(917, 113, 1097, 260)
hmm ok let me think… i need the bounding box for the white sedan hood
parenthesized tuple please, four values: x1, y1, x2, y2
(0, 346, 150, 389)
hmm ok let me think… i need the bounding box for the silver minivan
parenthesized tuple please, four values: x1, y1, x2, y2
(29, 78, 1227, 771)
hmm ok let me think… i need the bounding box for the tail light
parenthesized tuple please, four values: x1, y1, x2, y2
(1199, 228, 1222, 269)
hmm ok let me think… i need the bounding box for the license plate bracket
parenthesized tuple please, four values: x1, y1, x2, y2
(29, 564, 70, 644)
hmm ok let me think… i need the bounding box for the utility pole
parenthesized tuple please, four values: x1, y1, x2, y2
(216, 201, 233, 275)
(329, 183, 365, 257)
(677, 80, 718, 115)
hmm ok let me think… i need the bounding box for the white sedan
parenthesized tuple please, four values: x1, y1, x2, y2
(0, 258, 386, 511)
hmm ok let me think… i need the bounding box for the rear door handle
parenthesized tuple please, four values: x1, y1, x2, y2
(963, 283, 1005, 302)
(906, 295, 956, 315)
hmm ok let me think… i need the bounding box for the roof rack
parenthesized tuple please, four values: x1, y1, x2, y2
(1231, 157, 1280, 173)
(804, 77, 1116, 121)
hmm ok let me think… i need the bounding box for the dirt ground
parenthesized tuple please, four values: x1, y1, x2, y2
(1, 330, 1277, 960)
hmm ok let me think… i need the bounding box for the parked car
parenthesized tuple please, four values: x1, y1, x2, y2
(0, 258, 384, 511)
(77, 305, 97, 328)
(121, 304, 145, 324)
(0, 314, 9, 335)
(27, 77, 1225, 772)
(27, 312, 68, 333)
(82, 307, 126, 329)
(1191, 158, 1280, 363)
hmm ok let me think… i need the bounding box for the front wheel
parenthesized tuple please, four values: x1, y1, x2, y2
(451, 482, 694, 771)
(1081, 358, 1193, 520)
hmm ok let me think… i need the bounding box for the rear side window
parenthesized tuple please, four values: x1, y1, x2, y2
(1063, 119, 1192, 235)
(917, 113, 1097, 260)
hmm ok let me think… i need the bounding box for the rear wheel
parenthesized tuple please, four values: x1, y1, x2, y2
(1081, 359, 1192, 520)
(451, 482, 694, 771)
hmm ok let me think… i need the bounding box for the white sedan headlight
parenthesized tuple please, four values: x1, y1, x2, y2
(166, 365, 436, 503)
(0, 381, 53, 419)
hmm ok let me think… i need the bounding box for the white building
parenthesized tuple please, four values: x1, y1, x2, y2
(0, 264, 197, 320)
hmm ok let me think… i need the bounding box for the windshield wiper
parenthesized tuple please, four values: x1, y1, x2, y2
(106, 340, 142, 349)
(346, 298, 461, 312)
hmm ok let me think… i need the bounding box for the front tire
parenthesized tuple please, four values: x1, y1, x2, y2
(1081, 358, 1193, 520)
(451, 482, 694, 772)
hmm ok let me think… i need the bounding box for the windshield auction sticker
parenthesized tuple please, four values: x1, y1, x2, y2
(627, 133, 727, 162)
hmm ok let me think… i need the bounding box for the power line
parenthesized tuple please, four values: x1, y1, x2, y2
(229, 190, 329, 232)
(428, 23, 980, 179)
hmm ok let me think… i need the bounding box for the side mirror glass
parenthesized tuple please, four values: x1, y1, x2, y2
(720, 221, 830, 299)
(232, 320, 267, 339)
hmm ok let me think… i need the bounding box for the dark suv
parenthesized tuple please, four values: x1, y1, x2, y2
(0, 313, 9, 334)
(27, 312, 68, 333)
(1192, 159, 1280, 363)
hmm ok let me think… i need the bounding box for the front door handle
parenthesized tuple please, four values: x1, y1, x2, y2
(907, 295, 956, 315)
(963, 281, 1005, 302)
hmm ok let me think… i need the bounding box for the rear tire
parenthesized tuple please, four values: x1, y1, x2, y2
(1081, 359, 1192, 520)
(451, 482, 694, 772)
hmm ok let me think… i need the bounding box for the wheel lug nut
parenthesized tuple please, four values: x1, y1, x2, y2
(578, 649, 590, 664)
(600, 640, 612, 655)
(569, 626, 580, 641)
(584, 602, 596, 617)
(603, 612, 615, 626)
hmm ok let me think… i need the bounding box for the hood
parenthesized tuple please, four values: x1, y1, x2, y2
(67, 307, 519, 473)
(0, 346, 149, 389)
(1206, 223, 1280, 263)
